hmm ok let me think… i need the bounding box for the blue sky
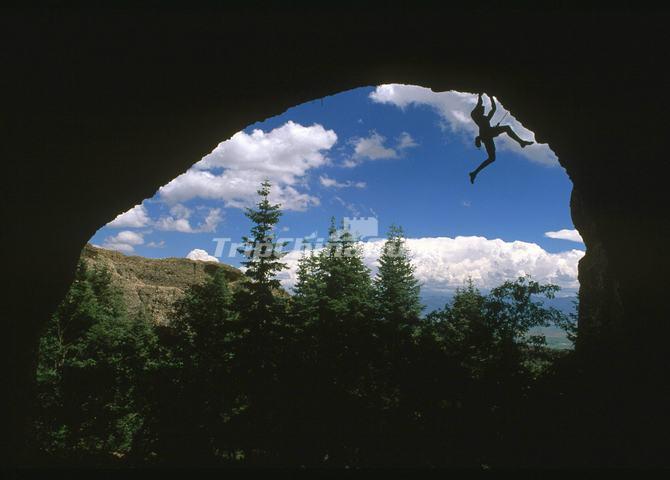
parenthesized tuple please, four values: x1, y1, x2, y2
(90, 85, 584, 296)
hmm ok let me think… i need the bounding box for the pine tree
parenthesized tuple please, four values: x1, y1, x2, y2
(156, 268, 239, 461)
(438, 278, 494, 377)
(374, 225, 423, 326)
(230, 180, 294, 458)
(172, 268, 237, 355)
(370, 225, 423, 442)
(296, 218, 377, 459)
(34, 259, 157, 460)
(236, 179, 288, 320)
(291, 246, 323, 325)
(317, 217, 373, 322)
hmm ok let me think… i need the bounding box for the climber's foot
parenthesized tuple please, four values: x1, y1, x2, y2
(469, 171, 477, 184)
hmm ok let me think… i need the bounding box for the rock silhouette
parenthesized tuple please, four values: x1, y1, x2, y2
(3, 3, 670, 468)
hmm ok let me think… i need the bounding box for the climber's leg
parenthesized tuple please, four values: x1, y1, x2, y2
(469, 138, 496, 184)
(492, 125, 534, 148)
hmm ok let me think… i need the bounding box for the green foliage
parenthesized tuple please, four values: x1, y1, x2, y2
(374, 225, 423, 325)
(34, 182, 578, 467)
(316, 217, 374, 323)
(426, 276, 572, 379)
(236, 179, 287, 310)
(290, 248, 323, 324)
(554, 294, 579, 344)
(172, 268, 238, 357)
(33, 259, 157, 463)
(135, 268, 240, 462)
(486, 276, 565, 345)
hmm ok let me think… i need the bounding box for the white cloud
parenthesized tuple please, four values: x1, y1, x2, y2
(155, 217, 191, 233)
(101, 230, 144, 253)
(319, 175, 366, 189)
(169, 203, 191, 219)
(146, 240, 166, 248)
(200, 208, 222, 232)
(370, 84, 558, 166)
(155, 205, 222, 233)
(397, 131, 418, 150)
(346, 131, 398, 167)
(345, 130, 419, 168)
(105, 202, 222, 234)
(545, 229, 584, 243)
(106, 204, 150, 228)
(186, 248, 219, 263)
(158, 121, 337, 211)
(278, 235, 584, 294)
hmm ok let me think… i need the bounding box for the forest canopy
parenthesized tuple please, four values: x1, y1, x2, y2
(31, 181, 576, 467)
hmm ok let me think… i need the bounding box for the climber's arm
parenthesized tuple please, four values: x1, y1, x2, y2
(486, 95, 497, 120)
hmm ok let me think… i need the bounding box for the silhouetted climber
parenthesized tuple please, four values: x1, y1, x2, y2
(469, 93, 534, 184)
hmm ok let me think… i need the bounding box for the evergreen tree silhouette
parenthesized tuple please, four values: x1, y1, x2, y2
(374, 225, 423, 326)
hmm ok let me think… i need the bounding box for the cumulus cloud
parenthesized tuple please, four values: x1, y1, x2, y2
(545, 229, 584, 243)
(186, 249, 219, 263)
(155, 204, 222, 233)
(370, 84, 558, 166)
(101, 230, 144, 253)
(319, 175, 366, 189)
(158, 121, 337, 211)
(353, 131, 398, 160)
(345, 130, 419, 168)
(106, 204, 150, 228)
(277, 235, 584, 294)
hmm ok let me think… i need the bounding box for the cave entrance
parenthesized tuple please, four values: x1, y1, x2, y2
(86, 84, 583, 343)
(35, 84, 584, 464)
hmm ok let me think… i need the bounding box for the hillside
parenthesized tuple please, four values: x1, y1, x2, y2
(81, 244, 245, 325)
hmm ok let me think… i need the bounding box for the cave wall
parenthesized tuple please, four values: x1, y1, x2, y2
(3, 3, 669, 465)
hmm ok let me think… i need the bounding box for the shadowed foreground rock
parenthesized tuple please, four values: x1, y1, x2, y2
(3, 3, 670, 467)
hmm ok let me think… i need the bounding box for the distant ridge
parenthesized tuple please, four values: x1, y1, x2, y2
(81, 244, 245, 325)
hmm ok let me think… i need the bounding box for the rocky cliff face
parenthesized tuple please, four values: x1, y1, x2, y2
(6, 5, 670, 465)
(570, 188, 624, 352)
(80, 244, 244, 325)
